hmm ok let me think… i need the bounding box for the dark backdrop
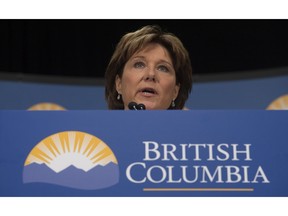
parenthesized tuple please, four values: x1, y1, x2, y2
(1, 19, 288, 78)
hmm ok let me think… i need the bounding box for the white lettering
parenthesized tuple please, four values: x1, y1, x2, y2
(126, 162, 146, 183)
(143, 141, 160, 161)
(201, 166, 224, 183)
(188, 144, 206, 161)
(252, 166, 270, 183)
(162, 144, 178, 161)
(147, 166, 166, 183)
(226, 166, 242, 183)
(231, 144, 252, 161)
(217, 143, 230, 161)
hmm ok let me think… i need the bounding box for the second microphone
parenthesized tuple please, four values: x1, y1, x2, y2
(128, 102, 146, 110)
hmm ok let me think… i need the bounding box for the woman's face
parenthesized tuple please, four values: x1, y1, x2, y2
(116, 43, 180, 110)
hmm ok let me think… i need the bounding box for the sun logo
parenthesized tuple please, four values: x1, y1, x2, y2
(28, 102, 66, 110)
(23, 131, 119, 190)
(266, 94, 288, 110)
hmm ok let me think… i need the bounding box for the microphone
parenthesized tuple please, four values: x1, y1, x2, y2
(128, 102, 146, 110)
(137, 103, 146, 110)
(128, 102, 138, 110)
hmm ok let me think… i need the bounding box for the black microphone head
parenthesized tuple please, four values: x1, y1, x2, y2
(137, 103, 146, 110)
(128, 102, 138, 110)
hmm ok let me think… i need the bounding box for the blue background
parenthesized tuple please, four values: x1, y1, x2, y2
(0, 72, 288, 110)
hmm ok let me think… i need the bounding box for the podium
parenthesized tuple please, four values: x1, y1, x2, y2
(0, 110, 287, 197)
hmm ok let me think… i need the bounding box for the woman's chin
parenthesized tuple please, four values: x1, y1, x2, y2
(139, 101, 155, 110)
(141, 102, 167, 110)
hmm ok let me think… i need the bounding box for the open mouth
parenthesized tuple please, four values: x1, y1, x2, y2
(139, 88, 157, 95)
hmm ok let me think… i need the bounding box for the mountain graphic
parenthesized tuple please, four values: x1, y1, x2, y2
(23, 162, 119, 190)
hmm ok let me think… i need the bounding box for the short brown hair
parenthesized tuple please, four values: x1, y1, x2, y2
(105, 25, 193, 109)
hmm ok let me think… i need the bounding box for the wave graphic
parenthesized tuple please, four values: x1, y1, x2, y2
(23, 162, 119, 190)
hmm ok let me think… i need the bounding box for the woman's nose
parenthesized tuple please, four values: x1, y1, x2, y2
(144, 67, 157, 82)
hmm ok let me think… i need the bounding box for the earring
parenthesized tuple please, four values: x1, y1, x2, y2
(117, 94, 121, 100)
(171, 100, 175, 108)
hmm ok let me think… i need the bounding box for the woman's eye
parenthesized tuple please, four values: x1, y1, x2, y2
(134, 62, 145, 68)
(158, 65, 169, 72)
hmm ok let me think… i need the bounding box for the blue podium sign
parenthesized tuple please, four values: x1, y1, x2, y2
(0, 110, 287, 197)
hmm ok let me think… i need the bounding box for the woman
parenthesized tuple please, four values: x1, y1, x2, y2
(105, 25, 193, 110)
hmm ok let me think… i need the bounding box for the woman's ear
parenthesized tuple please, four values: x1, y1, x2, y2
(173, 83, 180, 100)
(115, 75, 122, 93)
